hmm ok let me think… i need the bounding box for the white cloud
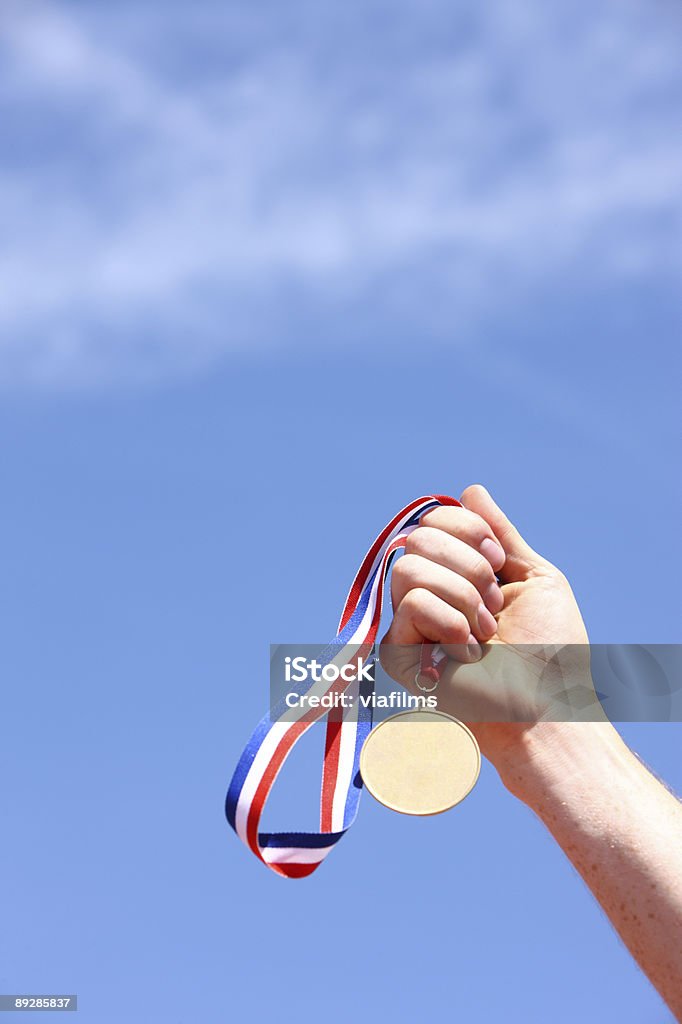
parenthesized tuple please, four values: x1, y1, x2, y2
(1, 0, 681, 386)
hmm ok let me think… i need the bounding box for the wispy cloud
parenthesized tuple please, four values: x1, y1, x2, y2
(1, 0, 681, 386)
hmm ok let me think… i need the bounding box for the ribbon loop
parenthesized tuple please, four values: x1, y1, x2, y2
(225, 495, 460, 877)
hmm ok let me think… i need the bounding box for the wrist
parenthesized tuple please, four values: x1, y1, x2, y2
(494, 720, 628, 810)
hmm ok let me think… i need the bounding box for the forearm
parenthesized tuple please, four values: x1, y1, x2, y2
(498, 722, 682, 1017)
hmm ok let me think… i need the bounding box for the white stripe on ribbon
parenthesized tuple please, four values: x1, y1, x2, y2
(262, 845, 337, 866)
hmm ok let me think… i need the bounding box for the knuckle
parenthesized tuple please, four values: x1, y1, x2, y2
(551, 566, 569, 588)
(441, 610, 470, 644)
(400, 586, 431, 616)
(460, 483, 485, 505)
(468, 550, 495, 588)
(418, 507, 489, 548)
(391, 557, 408, 587)
(457, 507, 490, 545)
(470, 516, 492, 546)
(404, 526, 435, 557)
(460, 578, 484, 614)
(392, 553, 419, 589)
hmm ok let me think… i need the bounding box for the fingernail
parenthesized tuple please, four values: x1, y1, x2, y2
(477, 602, 498, 638)
(480, 537, 505, 570)
(466, 633, 482, 661)
(484, 580, 504, 614)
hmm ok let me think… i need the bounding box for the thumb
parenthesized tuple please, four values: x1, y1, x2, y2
(460, 484, 547, 582)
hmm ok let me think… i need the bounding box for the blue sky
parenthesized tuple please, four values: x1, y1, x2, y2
(0, 1, 680, 1022)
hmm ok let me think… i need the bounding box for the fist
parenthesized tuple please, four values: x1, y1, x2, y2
(380, 484, 592, 769)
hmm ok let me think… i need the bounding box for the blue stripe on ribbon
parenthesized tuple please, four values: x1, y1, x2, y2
(259, 830, 345, 849)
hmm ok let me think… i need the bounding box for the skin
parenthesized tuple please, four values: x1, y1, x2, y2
(380, 484, 682, 1018)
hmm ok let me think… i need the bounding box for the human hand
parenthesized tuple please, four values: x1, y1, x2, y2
(380, 484, 599, 780)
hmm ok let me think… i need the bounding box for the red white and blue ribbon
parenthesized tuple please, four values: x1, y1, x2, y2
(225, 494, 460, 878)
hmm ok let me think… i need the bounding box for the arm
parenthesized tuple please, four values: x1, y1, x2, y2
(501, 721, 682, 1019)
(381, 484, 682, 1018)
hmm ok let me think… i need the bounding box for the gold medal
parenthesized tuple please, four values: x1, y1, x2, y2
(360, 709, 480, 816)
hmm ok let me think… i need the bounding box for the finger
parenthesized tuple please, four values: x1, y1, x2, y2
(391, 553, 499, 640)
(460, 484, 547, 583)
(404, 527, 504, 614)
(382, 587, 483, 663)
(419, 505, 506, 572)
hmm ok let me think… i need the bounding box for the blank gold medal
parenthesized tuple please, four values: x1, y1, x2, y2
(360, 710, 480, 816)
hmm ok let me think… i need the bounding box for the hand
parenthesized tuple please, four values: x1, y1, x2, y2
(380, 484, 597, 778)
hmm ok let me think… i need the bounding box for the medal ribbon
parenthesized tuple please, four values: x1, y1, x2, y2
(225, 494, 461, 877)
